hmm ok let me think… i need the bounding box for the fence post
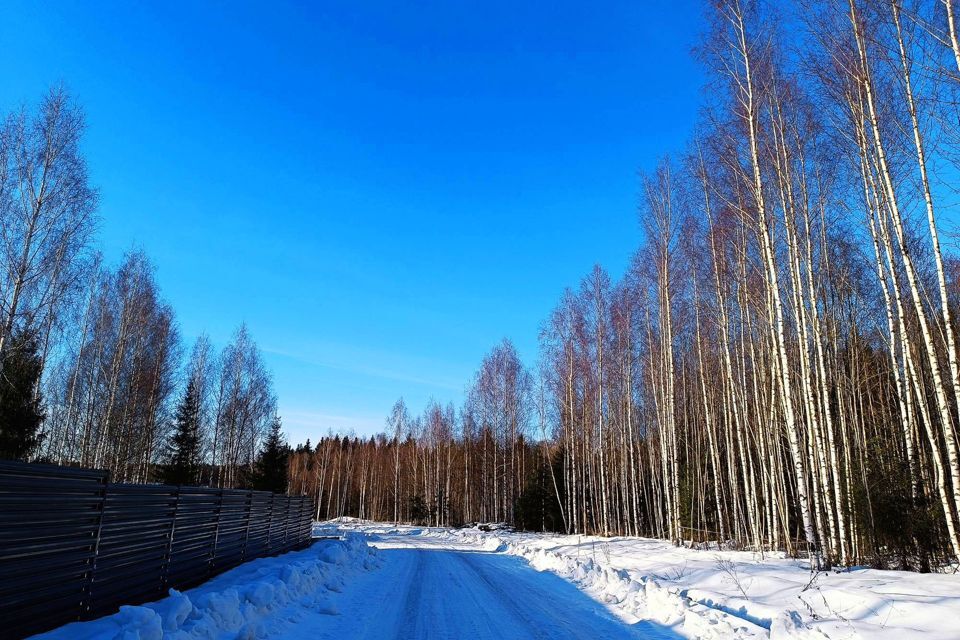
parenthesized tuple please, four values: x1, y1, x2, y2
(240, 490, 252, 564)
(162, 486, 181, 591)
(296, 497, 304, 548)
(307, 496, 315, 544)
(283, 496, 291, 550)
(302, 497, 310, 546)
(80, 471, 108, 620)
(266, 495, 274, 554)
(210, 488, 224, 578)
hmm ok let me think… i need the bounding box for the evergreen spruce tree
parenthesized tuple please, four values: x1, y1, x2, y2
(514, 454, 566, 533)
(0, 329, 46, 460)
(252, 415, 289, 493)
(162, 377, 202, 485)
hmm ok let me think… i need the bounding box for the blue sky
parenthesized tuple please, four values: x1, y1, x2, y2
(0, 0, 703, 443)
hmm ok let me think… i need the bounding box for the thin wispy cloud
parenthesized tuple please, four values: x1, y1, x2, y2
(261, 345, 463, 391)
(282, 410, 384, 436)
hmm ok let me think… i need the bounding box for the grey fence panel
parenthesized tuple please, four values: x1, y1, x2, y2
(166, 486, 220, 588)
(269, 493, 288, 553)
(0, 462, 107, 639)
(245, 491, 272, 557)
(212, 490, 249, 572)
(294, 496, 312, 542)
(0, 461, 314, 639)
(90, 483, 177, 613)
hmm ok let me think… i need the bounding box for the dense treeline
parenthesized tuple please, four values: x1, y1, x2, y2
(290, 0, 960, 571)
(0, 89, 285, 489)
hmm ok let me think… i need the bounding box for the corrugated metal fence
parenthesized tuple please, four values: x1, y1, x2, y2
(0, 461, 314, 639)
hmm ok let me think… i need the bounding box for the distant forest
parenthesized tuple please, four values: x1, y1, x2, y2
(289, 0, 960, 571)
(0, 89, 286, 491)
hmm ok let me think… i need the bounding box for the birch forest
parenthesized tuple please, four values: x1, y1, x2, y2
(288, 0, 960, 570)
(0, 89, 279, 488)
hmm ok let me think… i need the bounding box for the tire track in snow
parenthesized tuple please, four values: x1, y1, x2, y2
(397, 550, 425, 640)
(451, 550, 647, 639)
(284, 534, 658, 639)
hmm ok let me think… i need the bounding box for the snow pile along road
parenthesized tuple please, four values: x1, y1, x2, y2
(34, 532, 380, 640)
(398, 527, 769, 640)
(479, 535, 770, 639)
(431, 526, 960, 640)
(335, 521, 960, 640)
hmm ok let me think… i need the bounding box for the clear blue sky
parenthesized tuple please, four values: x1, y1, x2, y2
(0, 0, 703, 443)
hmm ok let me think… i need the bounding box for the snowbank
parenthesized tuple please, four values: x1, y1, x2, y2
(336, 522, 960, 639)
(33, 533, 380, 640)
(440, 527, 960, 640)
(44, 520, 958, 640)
(443, 528, 768, 640)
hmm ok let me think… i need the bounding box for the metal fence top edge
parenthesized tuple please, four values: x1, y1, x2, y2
(0, 460, 315, 499)
(0, 460, 108, 480)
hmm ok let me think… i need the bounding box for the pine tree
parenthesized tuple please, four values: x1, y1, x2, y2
(162, 377, 202, 485)
(252, 415, 289, 493)
(294, 439, 313, 455)
(0, 329, 46, 460)
(408, 494, 429, 525)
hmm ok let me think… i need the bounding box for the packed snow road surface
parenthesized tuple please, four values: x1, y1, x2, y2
(311, 530, 668, 640)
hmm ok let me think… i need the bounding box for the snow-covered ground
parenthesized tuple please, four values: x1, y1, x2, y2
(33, 532, 381, 640)
(378, 522, 960, 640)
(33, 520, 960, 639)
(329, 520, 960, 639)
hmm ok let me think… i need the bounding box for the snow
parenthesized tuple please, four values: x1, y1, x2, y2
(313, 524, 659, 639)
(392, 523, 960, 640)
(32, 532, 380, 640)
(33, 520, 960, 639)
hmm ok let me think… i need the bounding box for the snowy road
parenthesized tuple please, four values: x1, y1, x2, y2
(38, 527, 679, 639)
(280, 531, 678, 640)
(38, 523, 960, 639)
